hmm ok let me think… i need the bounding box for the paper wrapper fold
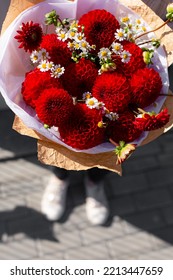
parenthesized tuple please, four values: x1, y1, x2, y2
(2, 0, 173, 174)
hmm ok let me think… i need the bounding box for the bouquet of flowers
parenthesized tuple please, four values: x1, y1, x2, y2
(0, 0, 173, 173)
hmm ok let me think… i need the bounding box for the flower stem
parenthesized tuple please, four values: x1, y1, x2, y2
(109, 138, 119, 147)
(135, 19, 170, 40)
(159, 93, 173, 97)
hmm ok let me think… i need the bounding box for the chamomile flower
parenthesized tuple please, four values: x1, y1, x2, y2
(75, 32, 85, 42)
(120, 50, 131, 63)
(57, 30, 68, 42)
(67, 41, 74, 50)
(111, 42, 123, 54)
(79, 40, 90, 52)
(69, 20, 79, 30)
(74, 42, 80, 50)
(79, 51, 88, 58)
(46, 61, 54, 70)
(120, 16, 130, 25)
(83, 92, 92, 100)
(114, 28, 127, 41)
(51, 65, 65, 78)
(68, 30, 77, 40)
(86, 97, 99, 109)
(30, 50, 41, 63)
(39, 48, 50, 60)
(98, 48, 112, 61)
(38, 60, 49, 72)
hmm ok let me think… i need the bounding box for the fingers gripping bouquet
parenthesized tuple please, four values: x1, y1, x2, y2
(0, 0, 173, 172)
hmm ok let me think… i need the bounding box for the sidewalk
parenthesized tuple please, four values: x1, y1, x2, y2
(0, 107, 173, 260)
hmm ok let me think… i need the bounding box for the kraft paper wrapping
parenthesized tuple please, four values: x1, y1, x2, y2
(2, 0, 173, 174)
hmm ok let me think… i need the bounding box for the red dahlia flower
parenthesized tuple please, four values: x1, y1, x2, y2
(62, 58, 98, 98)
(21, 69, 62, 108)
(114, 41, 146, 78)
(134, 109, 170, 131)
(78, 9, 120, 51)
(35, 88, 73, 127)
(59, 104, 105, 149)
(40, 34, 71, 66)
(106, 111, 143, 143)
(14, 21, 43, 53)
(92, 72, 131, 113)
(130, 68, 162, 108)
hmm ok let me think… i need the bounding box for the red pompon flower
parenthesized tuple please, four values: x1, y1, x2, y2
(62, 58, 98, 98)
(134, 109, 170, 131)
(78, 9, 120, 51)
(35, 88, 73, 127)
(21, 69, 62, 108)
(114, 41, 146, 78)
(130, 68, 162, 108)
(40, 34, 71, 66)
(14, 21, 43, 53)
(92, 72, 131, 113)
(106, 111, 143, 143)
(59, 104, 105, 149)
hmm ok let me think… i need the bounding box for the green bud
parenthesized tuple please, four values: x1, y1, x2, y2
(143, 50, 154, 65)
(44, 124, 50, 129)
(166, 4, 173, 21)
(45, 10, 59, 26)
(167, 4, 173, 13)
(152, 39, 160, 48)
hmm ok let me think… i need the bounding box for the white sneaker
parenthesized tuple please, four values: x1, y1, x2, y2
(41, 175, 69, 221)
(85, 178, 109, 225)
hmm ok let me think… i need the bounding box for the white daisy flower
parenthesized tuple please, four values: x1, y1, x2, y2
(111, 42, 123, 54)
(46, 61, 54, 70)
(57, 30, 68, 42)
(98, 48, 112, 61)
(86, 97, 99, 109)
(68, 30, 77, 40)
(114, 28, 127, 41)
(75, 32, 85, 42)
(79, 51, 88, 58)
(67, 41, 74, 50)
(39, 48, 50, 60)
(30, 50, 41, 63)
(79, 40, 89, 51)
(69, 20, 79, 31)
(120, 16, 130, 25)
(51, 65, 65, 78)
(73, 42, 81, 50)
(82, 92, 92, 100)
(120, 50, 131, 63)
(37, 60, 49, 72)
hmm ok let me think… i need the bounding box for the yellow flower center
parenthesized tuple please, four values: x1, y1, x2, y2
(86, 94, 91, 99)
(33, 55, 38, 61)
(136, 19, 141, 24)
(122, 17, 129, 22)
(42, 63, 47, 69)
(81, 42, 87, 48)
(56, 68, 62, 73)
(75, 43, 80, 49)
(97, 121, 104, 128)
(114, 45, 120, 51)
(118, 32, 123, 37)
(88, 100, 95, 106)
(123, 54, 128, 59)
(101, 51, 107, 57)
(142, 26, 147, 32)
(70, 31, 75, 37)
(60, 33, 65, 39)
(78, 35, 83, 41)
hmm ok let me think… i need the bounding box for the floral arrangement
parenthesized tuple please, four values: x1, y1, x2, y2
(1, 0, 173, 166)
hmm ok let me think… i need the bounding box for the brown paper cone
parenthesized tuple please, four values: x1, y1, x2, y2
(2, 0, 173, 173)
